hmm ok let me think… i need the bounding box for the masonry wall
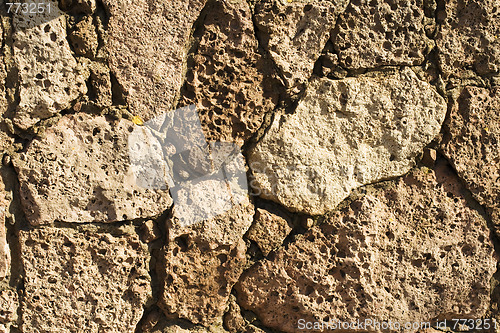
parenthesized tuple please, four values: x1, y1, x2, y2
(0, 0, 499, 332)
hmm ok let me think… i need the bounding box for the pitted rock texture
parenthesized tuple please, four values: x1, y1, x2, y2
(0, 22, 7, 116)
(14, 113, 172, 225)
(12, 0, 87, 129)
(237, 163, 497, 333)
(249, 69, 446, 215)
(20, 227, 151, 333)
(246, 206, 293, 256)
(159, 200, 254, 325)
(103, 0, 206, 121)
(441, 86, 500, 216)
(158, 238, 247, 326)
(180, 0, 278, 144)
(254, 0, 349, 93)
(0, 178, 9, 280)
(69, 15, 98, 58)
(333, 0, 433, 69)
(436, 0, 500, 78)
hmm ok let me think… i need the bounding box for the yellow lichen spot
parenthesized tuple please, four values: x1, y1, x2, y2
(484, 127, 490, 133)
(287, 0, 292, 3)
(132, 115, 144, 126)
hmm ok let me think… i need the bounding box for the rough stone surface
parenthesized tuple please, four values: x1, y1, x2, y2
(254, 0, 349, 93)
(151, 318, 229, 333)
(20, 227, 151, 333)
(60, 0, 96, 14)
(103, 0, 206, 121)
(88, 61, 113, 107)
(0, 178, 8, 280)
(441, 87, 500, 213)
(237, 163, 497, 332)
(333, 0, 433, 69)
(180, 0, 278, 144)
(249, 69, 447, 215)
(69, 16, 98, 58)
(0, 22, 7, 117)
(159, 200, 254, 325)
(12, 0, 87, 129)
(14, 113, 172, 225)
(139, 220, 161, 243)
(436, 0, 500, 78)
(0, 290, 17, 325)
(246, 206, 293, 256)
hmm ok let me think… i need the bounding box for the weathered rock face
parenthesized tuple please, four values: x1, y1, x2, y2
(249, 69, 447, 215)
(0, 22, 7, 116)
(246, 206, 293, 256)
(158, 199, 254, 325)
(12, 0, 87, 129)
(237, 163, 497, 332)
(103, 0, 206, 121)
(0, 290, 18, 329)
(69, 16, 98, 58)
(436, 0, 500, 78)
(0, 178, 9, 280)
(441, 86, 500, 222)
(14, 113, 172, 225)
(333, 0, 433, 69)
(20, 227, 151, 333)
(180, 0, 278, 144)
(254, 0, 349, 93)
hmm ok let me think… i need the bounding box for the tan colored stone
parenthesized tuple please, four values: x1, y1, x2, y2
(254, 0, 348, 93)
(249, 69, 446, 215)
(0, 178, 8, 280)
(69, 16, 98, 58)
(0, 22, 7, 117)
(246, 206, 293, 256)
(158, 200, 254, 325)
(151, 318, 229, 333)
(12, 0, 87, 129)
(60, 0, 96, 14)
(88, 61, 113, 107)
(139, 220, 161, 243)
(441, 87, 500, 211)
(223, 295, 246, 333)
(333, 0, 433, 69)
(14, 113, 172, 225)
(237, 163, 497, 333)
(20, 227, 151, 333)
(436, 0, 500, 78)
(180, 0, 278, 144)
(103, 0, 206, 121)
(0, 290, 17, 325)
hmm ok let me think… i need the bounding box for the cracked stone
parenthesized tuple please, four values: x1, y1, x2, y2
(246, 206, 293, 256)
(436, 0, 500, 78)
(13, 113, 172, 225)
(180, 0, 278, 144)
(237, 163, 497, 333)
(12, 0, 87, 129)
(333, 0, 433, 69)
(254, 0, 349, 94)
(103, 0, 207, 121)
(158, 199, 254, 325)
(249, 68, 447, 215)
(139, 220, 161, 243)
(441, 86, 500, 230)
(20, 227, 151, 333)
(69, 16, 98, 58)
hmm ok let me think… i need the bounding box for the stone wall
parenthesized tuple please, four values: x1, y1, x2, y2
(0, 0, 499, 332)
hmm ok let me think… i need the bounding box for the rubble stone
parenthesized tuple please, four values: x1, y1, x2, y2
(333, 0, 433, 69)
(0, 290, 17, 325)
(180, 0, 278, 144)
(249, 69, 446, 215)
(246, 206, 293, 256)
(158, 200, 254, 325)
(441, 87, 500, 212)
(12, 0, 87, 129)
(436, 0, 500, 78)
(103, 0, 207, 121)
(20, 227, 152, 333)
(237, 163, 497, 332)
(254, 0, 349, 93)
(69, 16, 98, 58)
(0, 178, 8, 280)
(14, 113, 172, 225)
